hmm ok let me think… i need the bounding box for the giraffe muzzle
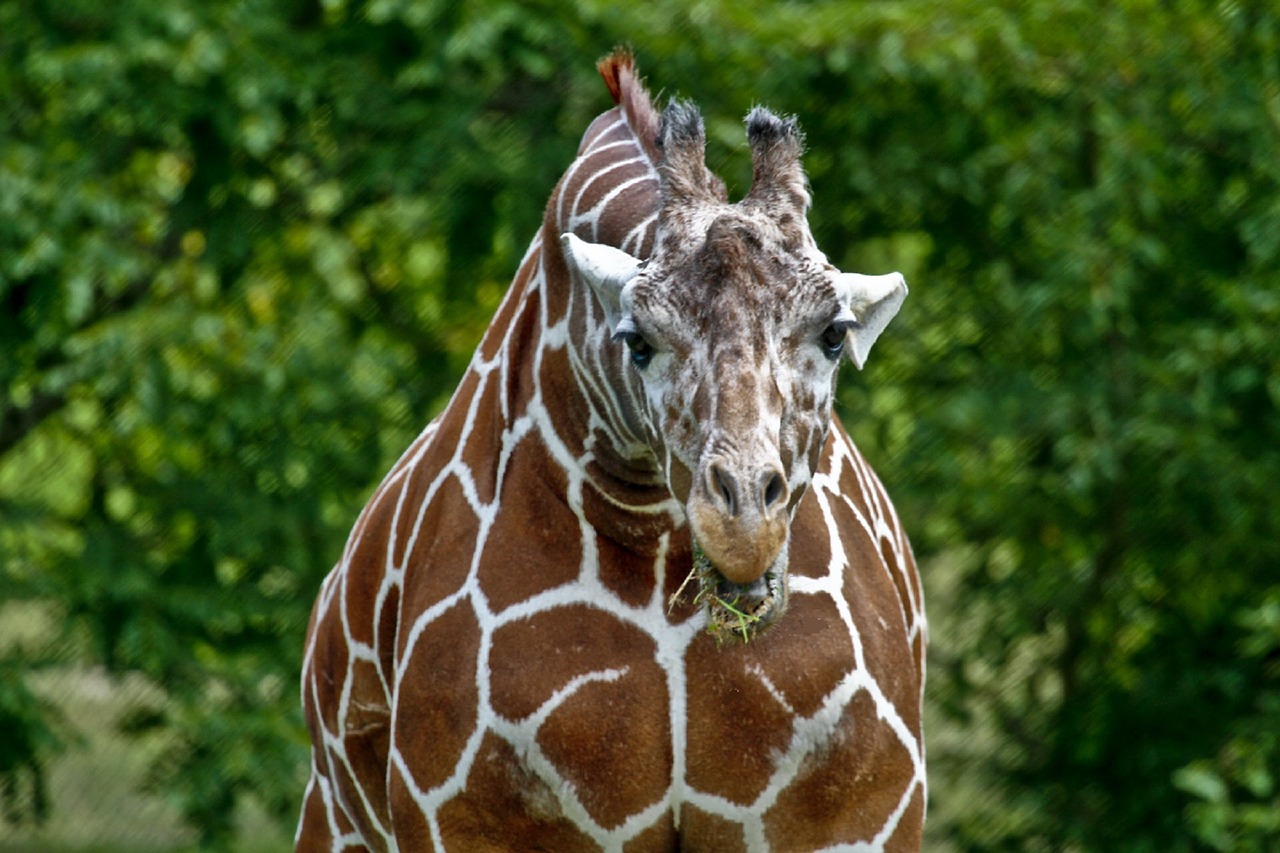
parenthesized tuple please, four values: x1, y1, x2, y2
(679, 455, 792, 642)
(688, 457, 791, 585)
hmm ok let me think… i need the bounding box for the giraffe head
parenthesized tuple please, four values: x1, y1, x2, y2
(562, 102, 905, 638)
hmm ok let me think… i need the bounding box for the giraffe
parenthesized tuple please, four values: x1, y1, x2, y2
(297, 51, 925, 852)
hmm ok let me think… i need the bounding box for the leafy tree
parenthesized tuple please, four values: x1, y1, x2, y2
(807, 3, 1280, 849)
(0, 0, 592, 839)
(2, 0, 1277, 848)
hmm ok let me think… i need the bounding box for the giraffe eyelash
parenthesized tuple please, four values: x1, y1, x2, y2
(613, 316, 656, 369)
(612, 316, 640, 342)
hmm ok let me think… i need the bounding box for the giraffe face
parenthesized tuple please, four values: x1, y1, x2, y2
(623, 211, 841, 573)
(561, 104, 906, 638)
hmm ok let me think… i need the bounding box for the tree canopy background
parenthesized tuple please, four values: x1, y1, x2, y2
(2, 0, 1277, 849)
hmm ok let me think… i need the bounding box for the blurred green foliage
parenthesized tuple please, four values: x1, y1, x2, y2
(1, 0, 1277, 849)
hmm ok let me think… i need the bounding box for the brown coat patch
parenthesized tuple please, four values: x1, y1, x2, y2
(394, 601, 481, 792)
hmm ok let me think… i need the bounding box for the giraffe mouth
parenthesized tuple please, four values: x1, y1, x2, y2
(671, 542, 789, 644)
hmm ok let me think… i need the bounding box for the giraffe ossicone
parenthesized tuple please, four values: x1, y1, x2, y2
(298, 49, 926, 852)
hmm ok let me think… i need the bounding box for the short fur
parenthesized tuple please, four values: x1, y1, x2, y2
(297, 49, 924, 852)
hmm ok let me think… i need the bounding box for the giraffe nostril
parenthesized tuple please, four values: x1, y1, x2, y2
(762, 471, 786, 510)
(706, 463, 786, 517)
(709, 464, 738, 517)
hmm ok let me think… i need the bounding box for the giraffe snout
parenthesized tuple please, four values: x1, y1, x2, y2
(689, 455, 790, 585)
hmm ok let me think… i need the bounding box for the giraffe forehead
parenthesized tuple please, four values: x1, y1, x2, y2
(633, 209, 836, 337)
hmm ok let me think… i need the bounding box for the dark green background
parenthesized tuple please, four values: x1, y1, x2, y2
(2, 0, 1277, 849)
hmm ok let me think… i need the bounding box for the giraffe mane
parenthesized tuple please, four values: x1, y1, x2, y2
(597, 48, 662, 166)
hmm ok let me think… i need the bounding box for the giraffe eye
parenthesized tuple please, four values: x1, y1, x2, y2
(820, 324, 848, 360)
(613, 319, 655, 370)
(819, 314, 861, 361)
(621, 332, 654, 369)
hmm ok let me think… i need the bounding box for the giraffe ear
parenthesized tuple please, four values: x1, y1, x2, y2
(560, 233, 642, 330)
(832, 271, 908, 370)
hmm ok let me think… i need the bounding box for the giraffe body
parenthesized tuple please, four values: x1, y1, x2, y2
(298, 53, 925, 852)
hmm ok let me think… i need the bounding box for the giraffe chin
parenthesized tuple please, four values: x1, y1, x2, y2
(688, 541, 790, 644)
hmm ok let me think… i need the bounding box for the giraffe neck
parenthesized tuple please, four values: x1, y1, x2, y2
(473, 100, 680, 558)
